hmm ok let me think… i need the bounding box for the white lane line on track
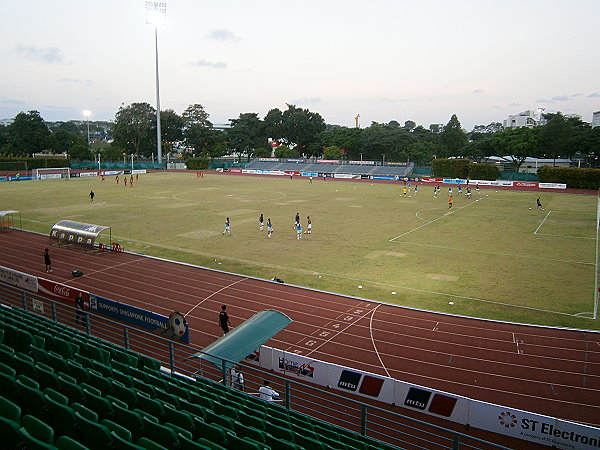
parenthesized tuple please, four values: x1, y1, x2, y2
(304, 307, 376, 358)
(61, 257, 146, 283)
(433, 322, 439, 332)
(368, 304, 390, 378)
(534, 210, 552, 235)
(184, 278, 248, 316)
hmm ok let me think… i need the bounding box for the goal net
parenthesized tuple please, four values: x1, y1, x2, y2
(32, 167, 71, 180)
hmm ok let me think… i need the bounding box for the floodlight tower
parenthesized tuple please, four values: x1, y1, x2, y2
(145, 1, 167, 164)
(83, 110, 91, 148)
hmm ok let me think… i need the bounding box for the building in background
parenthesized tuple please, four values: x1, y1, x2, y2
(503, 109, 547, 129)
(592, 111, 600, 129)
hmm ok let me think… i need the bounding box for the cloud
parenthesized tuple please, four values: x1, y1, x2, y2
(508, 103, 520, 107)
(570, 93, 583, 98)
(59, 78, 93, 87)
(193, 59, 227, 69)
(588, 93, 600, 98)
(290, 97, 322, 105)
(0, 96, 25, 105)
(15, 44, 64, 63)
(472, 89, 484, 94)
(551, 95, 569, 102)
(207, 29, 241, 42)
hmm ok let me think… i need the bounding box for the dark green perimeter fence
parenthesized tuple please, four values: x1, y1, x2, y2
(0, 281, 510, 450)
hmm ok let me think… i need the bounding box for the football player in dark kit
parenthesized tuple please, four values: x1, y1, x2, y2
(219, 305, 232, 334)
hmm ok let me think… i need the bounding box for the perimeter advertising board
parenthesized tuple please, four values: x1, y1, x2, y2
(37, 278, 89, 307)
(0, 266, 38, 292)
(88, 294, 190, 343)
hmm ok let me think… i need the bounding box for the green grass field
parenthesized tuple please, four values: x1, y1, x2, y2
(2, 171, 599, 330)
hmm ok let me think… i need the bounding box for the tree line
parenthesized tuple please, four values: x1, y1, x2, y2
(1, 104, 599, 167)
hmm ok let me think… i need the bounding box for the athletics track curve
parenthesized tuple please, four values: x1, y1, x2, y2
(1, 229, 599, 429)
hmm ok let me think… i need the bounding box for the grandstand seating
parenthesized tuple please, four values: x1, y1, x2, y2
(0, 303, 397, 449)
(244, 160, 414, 177)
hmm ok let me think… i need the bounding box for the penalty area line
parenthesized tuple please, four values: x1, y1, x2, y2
(390, 200, 481, 242)
(533, 211, 552, 235)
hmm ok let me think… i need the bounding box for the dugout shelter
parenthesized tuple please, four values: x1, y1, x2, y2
(190, 309, 292, 372)
(50, 220, 111, 253)
(0, 210, 22, 232)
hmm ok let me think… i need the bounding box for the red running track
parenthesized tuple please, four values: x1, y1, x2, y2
(2, 230, 599, 427)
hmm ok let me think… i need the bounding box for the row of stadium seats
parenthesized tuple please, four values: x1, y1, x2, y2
(245, 161, 413, 177)
(0, 303, 397, 449)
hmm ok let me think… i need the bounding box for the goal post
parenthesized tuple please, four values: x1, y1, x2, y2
(32, 167, 71, 180)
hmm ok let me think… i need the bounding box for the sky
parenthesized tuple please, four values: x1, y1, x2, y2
(1, 0, 599, 131)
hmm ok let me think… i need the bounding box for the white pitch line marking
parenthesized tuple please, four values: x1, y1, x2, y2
(534, 211, 552, 235)
(390, 200, 481, 242)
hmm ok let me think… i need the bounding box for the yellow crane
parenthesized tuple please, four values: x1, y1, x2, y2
(355, 114, 360, 128)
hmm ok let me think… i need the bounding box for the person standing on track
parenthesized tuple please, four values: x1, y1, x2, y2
(75, 292, 87, 326)
(44, 248, 52, 273)
(219, 305, 232, 334)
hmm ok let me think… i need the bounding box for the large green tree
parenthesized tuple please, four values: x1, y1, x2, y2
(7, 111, 52, 156)
(182, 104, 213, 152)
(160, 109, 184, 155)
(439, 114, 467, 157)
(227, 113, 268, 157)
(492, 127, 539, 172)
(113, 103, 156, 157)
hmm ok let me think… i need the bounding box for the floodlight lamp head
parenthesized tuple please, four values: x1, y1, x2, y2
(83, 110, 91, 118)
(145, 1, 167, 25)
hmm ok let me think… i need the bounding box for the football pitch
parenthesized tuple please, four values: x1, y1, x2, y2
(2, 171, 598, 331)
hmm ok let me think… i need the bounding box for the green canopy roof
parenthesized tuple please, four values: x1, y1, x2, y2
(192, 309, 292, 370)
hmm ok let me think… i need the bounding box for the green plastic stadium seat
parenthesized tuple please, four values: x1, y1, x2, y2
(177, 432, 212, 450)
(179, 399, 207, 420)
(233, 422, 267, 444)
(15, 328, 34, 354)
(31, 334, 46, 350)
(0, 372, 20, 403)
(48, 351, 69, 374)
(132, 377, 156, 397)
(111, 402, 144, 442)
(205, 409, 235, 430)
(55, 435, 90, 450)
(110, 380, 138, 407)
(0, 346, 15, 366)
(21, 414, 55, 445)
(189, 390, 215, 410)
(137, 437, 165, 450)
(75, 411, 114, 450)
(35, 362, 62, 392)
(163, 403, 195, 433)
(101, 418, 133, 442)
(0, 360, 16, 377)
(30, 346, 51, 366)
(43, 387, 69, 405)
(265, 433, 303, 450)
(111, 430, 146, 450)
(20, 426, 56, 449)
(14, 351, 38, 379)
(226, 432, 263, 450)
(16, 378, 48, 421)
(71, 402, 99, 423)
(138, 354, 161, 372)
(266, 423, 295, 443)
(83, 386, 114, 420)
(0, 395, 22, 422)
(196, 437, 227, 450)
(293, 433, 328, 450)
(141, 415, 180, 448)
(165, 380, 192, 401)
(194, 419, 229, 447)
(57, 373, 86, 404)
(52, 337, 79, 360)
(111, 369, 134, 388)
(135, 391, 164, 418)
(239, 413, 266, 431)
(65, 360, 91, 383)
(0, 416, 24, 449)
(87, 368, 114, 395)
(44, 394, 79, 440)
(164, 421, 193, 441)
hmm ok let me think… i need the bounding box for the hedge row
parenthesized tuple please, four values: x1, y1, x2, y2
(537, 166, 600, 190)
(0, 157, 70, 171)
(186, 156, 209, 170)
(432, 159, 499, 181)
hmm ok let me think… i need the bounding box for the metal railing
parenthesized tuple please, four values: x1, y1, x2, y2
(0, 281, 509, 450)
